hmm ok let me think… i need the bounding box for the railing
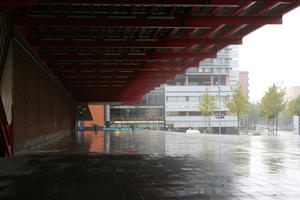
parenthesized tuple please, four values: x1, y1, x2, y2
(0, 11, 13, 157)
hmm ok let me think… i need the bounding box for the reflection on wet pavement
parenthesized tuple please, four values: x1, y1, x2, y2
(1, 130, 300, 199)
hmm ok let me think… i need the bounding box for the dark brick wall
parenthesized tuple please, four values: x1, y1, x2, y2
(12, 41, 73, 151)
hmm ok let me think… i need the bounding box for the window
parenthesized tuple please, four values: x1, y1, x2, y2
(213, 75, 226, 86)
(166, 112, 187, 116)
(189, 96, 200, 102)
(203, 68, 212, 73)
(167, 96, 177, 102)
(166, 96, 186, 102)
(177, 97, 186, 102)
(188, 111, 202, 116)
(188, 75, 211, 86)
(186, 67, 197, 73)
(214, 96, 228, 102)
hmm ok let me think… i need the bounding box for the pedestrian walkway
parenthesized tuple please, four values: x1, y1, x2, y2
(1, 131, 300, 199)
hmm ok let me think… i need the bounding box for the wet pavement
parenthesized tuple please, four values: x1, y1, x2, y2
(1, 131, 300, 199)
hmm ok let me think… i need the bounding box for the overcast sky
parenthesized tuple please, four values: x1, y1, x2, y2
(239, 7, 300, 103)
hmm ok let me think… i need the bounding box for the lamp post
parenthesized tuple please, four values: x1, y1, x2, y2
(218, 74, 221, 134)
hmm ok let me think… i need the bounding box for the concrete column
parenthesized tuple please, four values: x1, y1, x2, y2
(211, 75, 214, 86)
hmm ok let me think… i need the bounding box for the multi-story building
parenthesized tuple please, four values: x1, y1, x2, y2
(165, 46, 239, 134)
(239, 71, 249, 97)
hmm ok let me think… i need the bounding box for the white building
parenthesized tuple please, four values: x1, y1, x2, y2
(165, 46, 239, 134)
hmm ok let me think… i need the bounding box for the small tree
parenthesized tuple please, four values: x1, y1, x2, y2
(199, 90, 217, 133)
(225, 88, 249, 135)
(260, 84, 286, 135)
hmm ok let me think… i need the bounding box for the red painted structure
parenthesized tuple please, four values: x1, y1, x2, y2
(0, 0, 299, 156)
(83, 105, 105, 128)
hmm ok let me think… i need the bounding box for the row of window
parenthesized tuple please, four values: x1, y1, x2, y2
(187, 67, 231, 73)
(200, 58, 231, 66)
(167, 75, 227, 86)
(166, 96, 228, 102)
(110, 108, 164, 118)
(166, 111, 228, 117)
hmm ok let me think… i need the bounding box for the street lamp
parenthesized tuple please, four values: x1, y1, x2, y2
(218, 73, 221, 134)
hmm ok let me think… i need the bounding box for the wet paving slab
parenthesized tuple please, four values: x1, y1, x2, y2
(1, 131, 300, 199)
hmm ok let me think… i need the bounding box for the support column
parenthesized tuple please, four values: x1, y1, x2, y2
(105, 105, 110, 128)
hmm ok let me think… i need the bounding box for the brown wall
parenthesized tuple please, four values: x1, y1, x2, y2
(84, 105, 104, 127)
(12, 41, 73, 151)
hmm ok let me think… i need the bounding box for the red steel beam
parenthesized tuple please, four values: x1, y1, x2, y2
(221, 1, 282, 38)
(57, 70, 182, 76)
(49, 63, 198, 70)
(10, 0, 294, 13)
(29, 38, 242, 48)
(34, 0, 240, 7)
(70, 89, 156, 96)
(69, 85, 162, 92)
(60, 75, 179, 80)
(59, 75, 176, 81)
(42, 52, 216, 61)
(65, 81, 129, 84)
(193, 1, 256, 53)
(253, 0, 298, 2)
(203, 2, 256, 39)
(34, 0, 300, 5)
(14, 14, 282, 28)
(68, 86, 158, 90)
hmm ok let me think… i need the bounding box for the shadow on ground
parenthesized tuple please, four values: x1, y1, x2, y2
(0, 154, 234, 200)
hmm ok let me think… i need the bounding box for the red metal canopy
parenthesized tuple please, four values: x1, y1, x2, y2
(4, 0, 300, 103)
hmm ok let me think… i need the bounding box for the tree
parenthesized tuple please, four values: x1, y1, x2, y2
(199, 90, 217, 133)
(225, 88, 249, 135)
(259, 84, 286, 135)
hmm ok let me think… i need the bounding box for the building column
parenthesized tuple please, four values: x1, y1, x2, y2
(211, 75, 214, 86)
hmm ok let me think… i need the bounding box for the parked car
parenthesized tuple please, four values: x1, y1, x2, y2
(186, 129, 200, 134)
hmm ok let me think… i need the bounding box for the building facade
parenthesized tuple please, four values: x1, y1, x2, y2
(165, 46, 239, 134)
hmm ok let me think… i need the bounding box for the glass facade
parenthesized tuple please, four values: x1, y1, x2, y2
(110, 85, 165, 129)
(110, 106, 164, 121)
